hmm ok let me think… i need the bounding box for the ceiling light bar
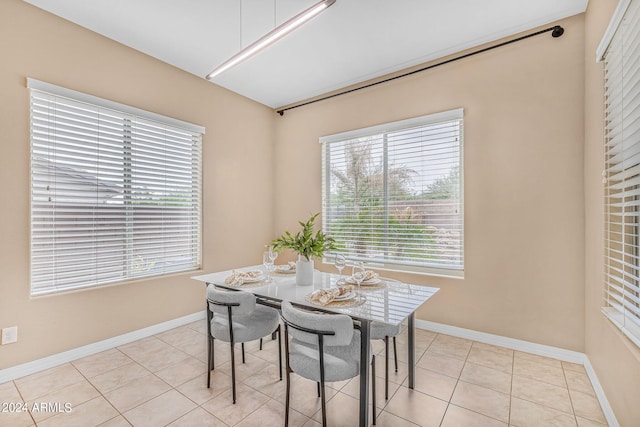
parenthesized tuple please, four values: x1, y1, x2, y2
(206, 0, 336, 80)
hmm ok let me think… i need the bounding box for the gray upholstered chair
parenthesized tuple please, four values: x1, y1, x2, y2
(280, 301, 376, 427)
(370, 321, 401, 400)
(206, 286, 282, 404)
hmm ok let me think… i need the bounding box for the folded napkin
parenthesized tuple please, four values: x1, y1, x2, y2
(349, 270, 379, 282)
(275, 261, 296, 272)
(362, 270, 379, 281)
(224, 270, 263, 286)
(308, 285, 354, 306)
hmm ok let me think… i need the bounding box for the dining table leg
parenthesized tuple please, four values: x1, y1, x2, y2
(359, 318, 370, 427)
(408, 313, 415, 389)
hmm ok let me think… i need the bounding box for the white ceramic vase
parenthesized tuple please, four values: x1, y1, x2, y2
(295, 255, 314, 286)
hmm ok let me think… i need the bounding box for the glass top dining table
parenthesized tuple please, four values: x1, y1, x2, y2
(192, 265, 439, 427)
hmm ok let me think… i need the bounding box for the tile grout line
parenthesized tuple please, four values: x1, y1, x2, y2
(375, 331, 437, 427)
(82, 357, 140, 427)
(439, 332, 471, 427)
(11, 379, 38, 426)
(450, 339, 514, 426)
(90, 347, 189, 427)
(561, 362, 579, 423)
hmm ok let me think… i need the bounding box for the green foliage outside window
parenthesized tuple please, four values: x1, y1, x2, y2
(327, 139, 459, 262)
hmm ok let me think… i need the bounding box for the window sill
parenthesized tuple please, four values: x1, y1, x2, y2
(601, 307, 640, 349)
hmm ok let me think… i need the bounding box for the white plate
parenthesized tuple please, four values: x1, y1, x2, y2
(275, 265, 296, 274)
(333, 291, 356, 301)
(345, 276, 381, 286)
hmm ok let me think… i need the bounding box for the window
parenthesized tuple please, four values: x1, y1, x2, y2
(600, 0, 640, 347)
(29, 79, 203, 296)
(321, 109, 463, 276)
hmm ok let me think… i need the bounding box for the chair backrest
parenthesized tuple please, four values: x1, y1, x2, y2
(207, 286, 256, 317)
(281, 301, 353, 347)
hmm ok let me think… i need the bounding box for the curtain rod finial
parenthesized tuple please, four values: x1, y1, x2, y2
(552, 26, 564, 38)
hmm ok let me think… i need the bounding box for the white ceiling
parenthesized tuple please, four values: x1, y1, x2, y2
(24, 0, 588, 109)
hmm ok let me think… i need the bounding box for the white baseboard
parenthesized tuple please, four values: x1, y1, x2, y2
(0, 311, 205, 384)
(415, 319, 585, 363)
(583, 357, 620, 427)
(415, 319, 619, 426)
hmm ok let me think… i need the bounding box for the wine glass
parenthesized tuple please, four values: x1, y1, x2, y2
(263, 250, 274, 282)
(352, 261, 365, 302)
(334, 254, 346, 285)
(269, 245, 278, 266)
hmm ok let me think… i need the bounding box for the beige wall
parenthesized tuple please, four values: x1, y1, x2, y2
(274, 14, 586, 351)
(3, 1, 639, 422)
(584, 0, 640, 425)
(0, 0, 275, 368)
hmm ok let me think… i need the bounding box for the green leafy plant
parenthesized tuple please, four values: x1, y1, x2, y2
(271, 213, 337, 261)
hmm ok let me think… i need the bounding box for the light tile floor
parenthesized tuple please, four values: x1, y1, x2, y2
(0, 322, 608, 426)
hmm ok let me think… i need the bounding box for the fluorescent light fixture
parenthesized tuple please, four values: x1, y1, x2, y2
(206, 0, 336, 80)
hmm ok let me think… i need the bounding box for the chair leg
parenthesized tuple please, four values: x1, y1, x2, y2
(384, 336, 389, 400)
(206, 303, 214, 389)
(320, 381, 327, 427)
(393, 336, 398, 372)
(284, 324, 291, 427)
(317, 382, 321, 397)
(319, 335, 327, 427)
(277, 325, 283, 380)
(259, 338, 263, 350)
(241, 342, 245, 364)
(372, 354, 377, 425)
(207, 337, 213, 388)
(284, 368, 291, 427)
(211, 338, 215, 370)
(230, 342, 237, 404)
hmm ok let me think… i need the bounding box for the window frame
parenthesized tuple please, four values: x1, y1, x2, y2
(599, 0, 640, 348)
(320, 109, 464, 277)
(28, 79, 204, 296)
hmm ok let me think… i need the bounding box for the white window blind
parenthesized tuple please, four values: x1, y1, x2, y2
(602, 0, 640, 348)
(29, 80, 203, 296)
(321, 109, 463, 276)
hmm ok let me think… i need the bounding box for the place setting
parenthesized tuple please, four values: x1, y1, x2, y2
(222, 244, 302, 287)
(305, 258, 382, 308)
(305, 284, 366, 308)
(223, 269, 267, 288)
(344, 260, 386, 290)
(273, 261, 296, 275)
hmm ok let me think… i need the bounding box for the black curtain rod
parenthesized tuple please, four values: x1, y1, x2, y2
(276, 25, 564, 116)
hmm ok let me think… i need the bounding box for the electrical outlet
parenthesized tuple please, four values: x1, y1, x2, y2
(1, 326, 18, 345)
